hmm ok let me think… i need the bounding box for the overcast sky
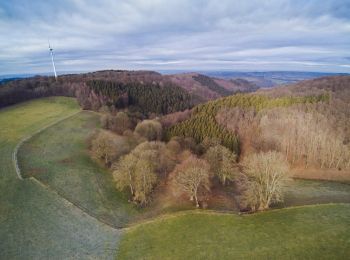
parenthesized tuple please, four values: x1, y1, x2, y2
(1, 0, 349, 75)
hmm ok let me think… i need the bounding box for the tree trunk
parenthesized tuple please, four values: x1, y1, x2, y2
(194, 193, 199, 208)
(128, 171, 134, 196)
(129, 184, 134, 196)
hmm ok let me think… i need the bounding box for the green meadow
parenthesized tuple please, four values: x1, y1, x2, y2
(117, 204, 350, 259)
(0, 97, 120, 259)
(18, 110, 139, 228)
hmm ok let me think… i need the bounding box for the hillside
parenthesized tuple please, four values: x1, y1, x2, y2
(0, 70, 192, 112)
(0, 70, 258, 110)
(204, 71, 348, 88)
(166, 75, 350, 177)
(260, 75, 350, 100)
(167, 72, 257, 101)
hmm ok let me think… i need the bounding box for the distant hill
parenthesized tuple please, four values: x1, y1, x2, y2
(0, 70, 258, 108)
(200, 71, 349, 88)
(2, 70, 347, 110)
(259, 75, 350, 102)
(0, 77, 21, 85)
(166, 73, 257, 102)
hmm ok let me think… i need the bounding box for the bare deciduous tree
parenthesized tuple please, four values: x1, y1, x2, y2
(172, 155, 210, 207)
(258, 107, 350, 170)
(240, 151, 289, 211)
(91, 130, 130, 166)
(134, 120, 162, 141)
(113, 152, 157, 205)
(133, 159, 157, 205)
(113, 141, 179, 205)
(205, 144, 238, 185)
(113, 153, 137, 197)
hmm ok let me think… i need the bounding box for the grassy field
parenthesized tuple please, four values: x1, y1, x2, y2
(283, 179, 350, 206)
(0, 97, 120, 259)
(18, 110, 139, 228)
(117, 204, 350, 259)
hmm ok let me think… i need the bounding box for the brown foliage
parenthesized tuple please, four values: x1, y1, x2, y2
(160, 109, 192, 128)
(239, 151, 289, 211)
(134, 120, 162, 141)
(91, 130, 134, 166)
(170, 155, 211, 207)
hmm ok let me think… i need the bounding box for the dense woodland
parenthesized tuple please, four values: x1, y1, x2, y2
(89, 76, 349, 212)
(90, 111, 291, 211)
(166, 93, 329, 155)
(0, 71, 193, 115)
(0, 70, 257, 110)
(82, 80, 193, 114)
(0, 76, 76, 107)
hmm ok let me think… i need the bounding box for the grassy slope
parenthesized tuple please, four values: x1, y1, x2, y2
(18, 111, 138, 228)
(0, 97, 120, 259)
(118, 204, 350, 259)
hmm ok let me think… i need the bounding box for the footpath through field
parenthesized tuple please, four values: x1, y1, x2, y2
(17, 110, 138, 229)
(0, 97, 121, 259)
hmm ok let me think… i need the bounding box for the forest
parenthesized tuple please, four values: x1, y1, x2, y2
(166, 93, 329, 154)
(86, 74, 350, 215)
(82, 80, 193, 114)
(0, 71, 193, 115)
(87, 82, 349, 213)
(0, 70, 260, 110)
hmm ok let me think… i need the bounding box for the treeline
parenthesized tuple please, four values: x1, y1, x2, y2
(82, 80, 193, 114)
(166, 93, 329, 155)
(0, 76, 76, 108)
(0, 72, 194, 116)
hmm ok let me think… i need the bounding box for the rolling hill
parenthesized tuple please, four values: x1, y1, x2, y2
(0, 70, 258, 109)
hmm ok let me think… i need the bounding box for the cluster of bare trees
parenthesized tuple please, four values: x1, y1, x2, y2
(91, 121, 290, 211)
(91, 110, 292, 211)
(91, 131, 135, 166)
(91, 117, 175, 205)
(91, 117, 163, 166)
(100, 111, 133, 135)
(134, 120, 163, 141)
(259, 107, 350, 169)
(113, 142, 175, 205)
(216, 107, 258, 156)
(205, 145, 239, 185)
(217, 105, 350, 170)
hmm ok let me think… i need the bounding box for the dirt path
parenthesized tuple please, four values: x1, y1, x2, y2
(0, 98, 121, 259)
(12, 110, 81, 180)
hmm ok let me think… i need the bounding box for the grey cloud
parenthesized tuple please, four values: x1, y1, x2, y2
(0, 0, 349, 74)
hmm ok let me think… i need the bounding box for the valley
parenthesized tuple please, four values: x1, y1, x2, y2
(0, 74, 349, 259)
